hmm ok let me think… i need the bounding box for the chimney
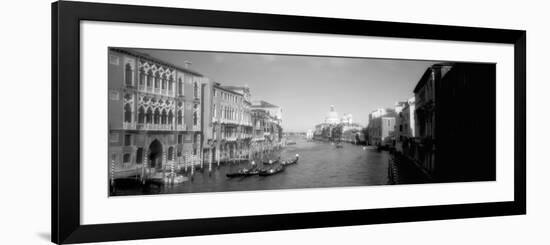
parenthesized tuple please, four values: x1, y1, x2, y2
(183, 61, 192, 69)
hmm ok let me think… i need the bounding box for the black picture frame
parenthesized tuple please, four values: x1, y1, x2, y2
(52, 1, 526, 244)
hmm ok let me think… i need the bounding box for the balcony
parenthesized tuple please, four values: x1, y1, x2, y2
(123, 122, 136, 130)
(252, 136, 265, 142)
(239, 121, 253, 127)
(225, 136, 237, 142)
(134, 123, 176, 131)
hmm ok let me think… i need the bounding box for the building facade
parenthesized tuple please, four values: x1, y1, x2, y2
(108, 48, 206, 175)
(412, 62, 496, 182)
(412, 64, 450, 176)
(395, 97, 416, 154)
(366, 108, 396, 146)
(209, 84, 253, 164)
(341, 123, 365, 144)
(250, 100, 283, 158)
(313, 106, 365, 143)
(325, 105, 339, 124)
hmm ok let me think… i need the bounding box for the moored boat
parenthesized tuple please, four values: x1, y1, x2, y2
(226, 166, 259, 178)
(263, 158, 280, 165)
(281, 154, 300, 166)
(258, 165, 285, 176)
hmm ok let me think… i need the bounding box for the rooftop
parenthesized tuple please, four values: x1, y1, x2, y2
(413, 62, 455, 93)
(110, 47, 204, 77)
(251, 100, 279, 108)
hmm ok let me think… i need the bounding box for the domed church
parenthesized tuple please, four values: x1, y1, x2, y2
(325, 105, 340, 124)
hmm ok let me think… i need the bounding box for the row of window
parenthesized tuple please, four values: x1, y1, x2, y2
(125, 63, 200, 98)
(123, 134, 200, 146)
(120, 146, 175, 164)
(213, 126, 254, 138)
(123, 104, 199, 127)
(120, 136, 202, 164)
(215, 89, 243, 104)
(213, 104, 251, 122)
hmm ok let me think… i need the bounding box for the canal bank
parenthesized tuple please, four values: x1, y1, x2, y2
(112, 138, 394, 196)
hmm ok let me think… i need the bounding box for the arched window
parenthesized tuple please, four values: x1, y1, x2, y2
(153, 108, 160, 124)
(154, 73, 160, 89)
(139, 69, 145, 85)
(146, 108, 153, 124)
(137, 107, 145, 124)
(167, 147, 174, 160)
(193, 104, 199, 126)
(125, 63, 133, 86)
(123, 153, 131, 163)
(168, 110, 174, 125)
(177, 110, 183, 125)
(178, 78, 183, 96)
(136, 148, 143, 163)
(124, 104, 132, 123)
(161, 110, 167, 124)
(146, 71, 153, 88)
(161, 75, 167, 90)
(168, 79, 173, 92)
(193, 82, 199, 98)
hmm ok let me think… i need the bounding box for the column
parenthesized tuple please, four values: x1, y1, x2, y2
(216, 146, 220, 167)
(142, 149, 148, 182)
(162, 150, 167, 180)
(208, 149, 212, 173)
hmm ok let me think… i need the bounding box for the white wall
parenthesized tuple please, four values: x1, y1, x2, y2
(0, 0, 547, 244)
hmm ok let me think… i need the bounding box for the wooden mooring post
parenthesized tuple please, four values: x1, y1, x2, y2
(110, 158, 115, 193)
(208, 149, 213, 174)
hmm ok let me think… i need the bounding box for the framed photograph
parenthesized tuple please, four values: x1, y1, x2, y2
(52, 1, 526, 244)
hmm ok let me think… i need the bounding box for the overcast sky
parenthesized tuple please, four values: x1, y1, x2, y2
(131, 48, 436, 132)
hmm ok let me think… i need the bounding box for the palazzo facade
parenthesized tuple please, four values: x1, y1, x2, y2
(209, 84, 254, 164)
(108, 48, 206, 172)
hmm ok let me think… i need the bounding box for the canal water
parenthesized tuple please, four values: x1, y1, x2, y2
(113, 137, 391, 196)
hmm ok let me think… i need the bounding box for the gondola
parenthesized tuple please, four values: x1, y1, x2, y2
(226, 167, 259, 178)
(258, 165, 285, 176)
(263, 158, 280, 165)
(281, 154, 300, 166)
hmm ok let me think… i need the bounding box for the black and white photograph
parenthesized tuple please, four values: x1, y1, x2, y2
(2, 0, 546, 243)
(108, 47, 496, 196)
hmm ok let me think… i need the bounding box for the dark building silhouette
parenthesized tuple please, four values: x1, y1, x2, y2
(413, 62, 496, 182)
